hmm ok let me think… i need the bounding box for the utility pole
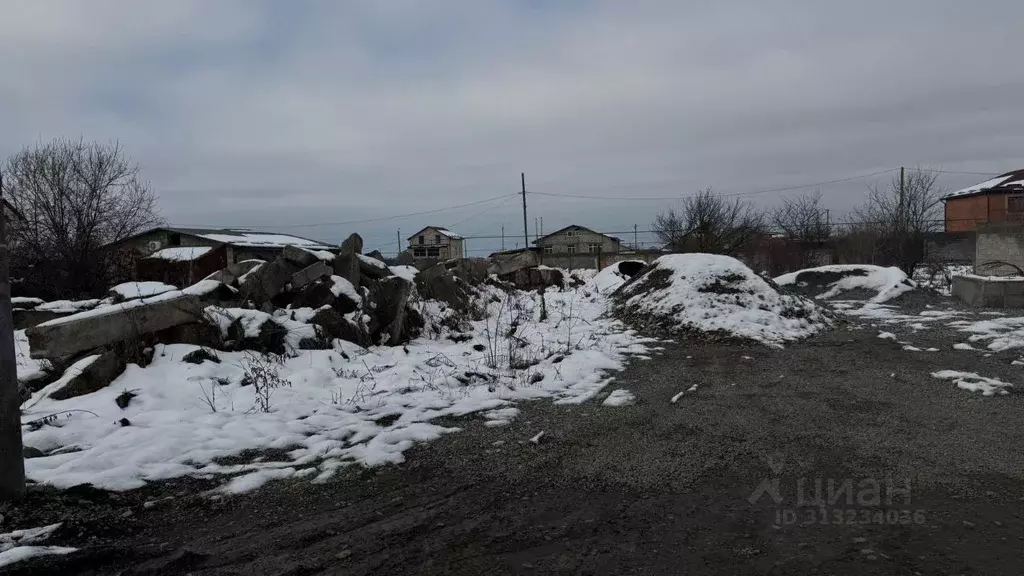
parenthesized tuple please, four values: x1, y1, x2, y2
(501, 225, 505, 251)
(534, 218, 539, 241)
(825, 209, 831, 239)
(633, 224, 638, 250)
(396, 228, 401, 258)
(540, 217, 543, 237)
(521, 172, 528, 249)
(899, 166, 905, 226)
(0, 170, 25, 500)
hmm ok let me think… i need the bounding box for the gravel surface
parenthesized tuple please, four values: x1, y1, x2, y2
(7, 295, 1024, 575)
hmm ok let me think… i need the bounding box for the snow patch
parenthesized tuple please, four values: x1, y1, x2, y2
(109, 282, 177, 300)
(602, 389, 635, 406)
(931, 370, 1013, 396)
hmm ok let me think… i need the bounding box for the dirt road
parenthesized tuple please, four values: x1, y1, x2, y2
(8, 304, 1024, 575)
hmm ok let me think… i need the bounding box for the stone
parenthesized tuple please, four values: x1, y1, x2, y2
(366, 249, 386, 262)
(290, 261, 332, 291)
(339, 233, 363, 256)
(239, 258, 301, 303)
(488, 250, 539, 276)
(281, 245, 321, 268)
(26, 293, 210, 360)
(49, 351, 126, 401)
(502, 267, 565, 291)
(155, 322, 224, 349)
(204, 259, 264, 286)
(294, 281, 336, 309)
(311, 308, 367, 346)
(449, 258, 491, 284)
(332, 253, 361, 289)
(368, 276, 413, 344)
(358, 254, 390, 280)
(13, 309, 69, 330)
(23, 446, 45, 459)
(416, 264, 473, 311)
(227, 317, 288, 355)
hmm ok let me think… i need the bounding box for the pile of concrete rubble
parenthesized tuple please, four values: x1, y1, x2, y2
(17, 235, 564, 403)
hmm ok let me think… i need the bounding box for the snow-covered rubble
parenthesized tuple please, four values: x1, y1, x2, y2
(0, 523, 76, 569)
(775, 264, 916, 303)
(613, 254, 831, 347)
(19, 278, 653, 493)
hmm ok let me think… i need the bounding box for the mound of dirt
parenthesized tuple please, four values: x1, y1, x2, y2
(613, 254, 831, 346)
(774, 265, 916, 303)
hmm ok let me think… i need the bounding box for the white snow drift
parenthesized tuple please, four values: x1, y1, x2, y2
(775, 264, 915, 303)
(614, 253, 830, 346)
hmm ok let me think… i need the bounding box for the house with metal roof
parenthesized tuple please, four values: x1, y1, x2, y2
(942, 169, 1024, 232)
(104, 226, 336, 264)
(406, 226, 465, 260)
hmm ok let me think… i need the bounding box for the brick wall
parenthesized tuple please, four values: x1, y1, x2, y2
(975, 223, 1024, 276)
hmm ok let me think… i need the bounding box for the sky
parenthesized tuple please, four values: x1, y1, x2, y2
(3, 1, 1024, 255)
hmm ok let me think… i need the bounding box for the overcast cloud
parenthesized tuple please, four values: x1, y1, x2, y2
(2, 1, 1023, 254)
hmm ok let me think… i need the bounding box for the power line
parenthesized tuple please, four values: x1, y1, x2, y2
(170, 193, 518, 230)
(528, 168, 899, 201)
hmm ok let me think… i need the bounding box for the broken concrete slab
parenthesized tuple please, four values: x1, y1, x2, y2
(25, 291, 212, 360)
(311, 308, 367, 346)
(291, 261, 332, 291)
(339, 233, 363, 256)
(502, 267, 565, 291)
(281, 245, 321, 268)
(369, 276, 413, 344)
(226, 317, 288, 355)
(488, 250, 539, 276)
(358, 254, 390, 280)
(332, 253, 361, 289)
(205, 259, 264, 286)
(239, 258, 300, 303)
(49, 351, 126, 401)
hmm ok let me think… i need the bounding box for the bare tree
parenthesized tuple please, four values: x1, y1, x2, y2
(652, 188, 765, 255)
(772, 190, 830, 242)
(4, 139, 163, 297)
(852, 168, 943, 275)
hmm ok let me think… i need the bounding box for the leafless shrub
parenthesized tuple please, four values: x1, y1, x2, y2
(241, 352, 290, 413)
(4, 138, 164, 298)
(653, 188, 765, 255)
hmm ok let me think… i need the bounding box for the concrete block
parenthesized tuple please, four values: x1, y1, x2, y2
(488, 250, 539, 276)
(291, 261, 331, 291)
(239, 258, 299, 303)
(26, 294, 207, 359)
(281, 245, 321, 268)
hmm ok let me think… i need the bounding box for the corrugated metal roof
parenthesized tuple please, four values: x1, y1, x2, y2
(943, 169, 1024, 200)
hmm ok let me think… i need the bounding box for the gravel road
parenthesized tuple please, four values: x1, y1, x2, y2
(7, 298, 1024, 575)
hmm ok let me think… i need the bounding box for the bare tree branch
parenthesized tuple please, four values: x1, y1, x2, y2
(652, 188, 765, 255)
(4, 139, 164, 298)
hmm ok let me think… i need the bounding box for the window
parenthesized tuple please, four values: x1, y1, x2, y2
(418, 236, 424, 245)
(543, 245, 553, 254)
(434, 235, 441, 245)
(168, 233, 181, 246)
(566, 245, 577, 254)
(1009, 195, 1024, 214)
(413, 247, 426, 257)
(566, 230, 578, 237)
(588, 243, 601, 254)
(427, 247, 440, 258)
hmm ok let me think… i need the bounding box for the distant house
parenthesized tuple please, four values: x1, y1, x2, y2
(105, 227, 336, 264)
(533, 225, 621, 256)
(942, 169, 1024, 232)
(407, 226, 465, 260)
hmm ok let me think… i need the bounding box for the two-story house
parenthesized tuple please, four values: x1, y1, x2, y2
(533, 225, 621, 255)
(407, 226, 465, 260)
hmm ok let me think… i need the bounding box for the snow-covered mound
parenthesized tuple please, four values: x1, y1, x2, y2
(588, 260, 647, 295)
(775, 265, 916, 303)
(613, 254, 830, 346)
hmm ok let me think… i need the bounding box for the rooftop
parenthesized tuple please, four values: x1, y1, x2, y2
(943, 169, 1024, 200)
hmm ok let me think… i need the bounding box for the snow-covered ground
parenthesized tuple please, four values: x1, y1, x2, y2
(775, 264, 915, 303)
(615, 254, 831, 347)
(20, 282, 655, 493)
(109, 281, 177, 300)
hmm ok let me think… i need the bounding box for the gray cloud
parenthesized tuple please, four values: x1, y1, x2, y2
(2, 1, 1022, 254)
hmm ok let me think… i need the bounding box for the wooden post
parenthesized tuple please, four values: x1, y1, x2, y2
(0, 170, 25, 500)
